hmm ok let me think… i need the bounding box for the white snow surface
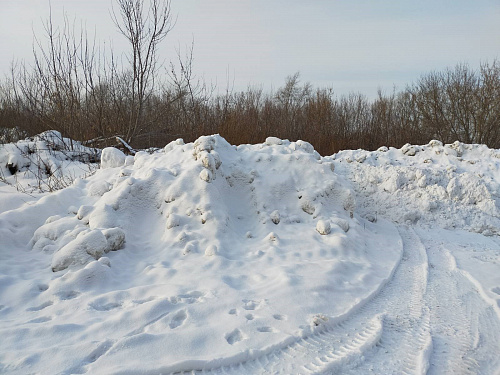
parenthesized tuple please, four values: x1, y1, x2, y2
(0, 135, 499, 374)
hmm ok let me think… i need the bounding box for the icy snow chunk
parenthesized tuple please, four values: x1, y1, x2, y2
(102, 227, 126, 251)
(205, 244, 217, 256)
(300, 196, 315, 215)
(98, 257, 111, 267)
(164, 193, 177, 203)
(266, 232, 279, 243)
(295, 140, 314, 153)
(428, 140, 443, 148)
(211, 151, 222, 169)
(183, 242, 196, 255)
(201, 211, 212, 224)
(176, 231, 188, 242)
(101, 147, 126, 169)
(51, 230, 108, 272)
(316, 220, 331, 235)
(401, 143, 417, 156)
(166, 214, 180, 229)
(355, 154, 367, 163)
(446, 141, 463, 157)
(30, 216, 83, 252)
(199, 169, 213, 182)
(193, 136, 215, 159)
(164, 138, 185, 153)
(265, 137, 283, 146)
(270, 210, 280, 225)
(200, 151, 216, 173)
(311, 313, 329, 328)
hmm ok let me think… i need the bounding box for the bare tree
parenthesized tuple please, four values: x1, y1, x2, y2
(112, 0, 173, 144)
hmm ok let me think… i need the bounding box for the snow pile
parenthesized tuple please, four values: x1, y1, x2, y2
(2, 134, 500, 374)
(0, 134, 401, 374)
(100, 147, 126, 169)
(333, 140, 500, 236)
(0, 130, 99, 192)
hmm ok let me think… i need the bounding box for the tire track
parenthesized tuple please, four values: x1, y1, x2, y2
(420, 231, 500, 375)
(171, 226, 430, 375)
(340, 226, 431, 375)
(170, 227, 500, 375)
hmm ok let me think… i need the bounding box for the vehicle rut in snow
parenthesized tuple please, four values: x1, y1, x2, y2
(419, 230, 500, 375)
(172, 227, 500, 375)
(171, 227, 423, 374)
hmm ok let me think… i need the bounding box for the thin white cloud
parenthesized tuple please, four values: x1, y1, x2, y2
(1, 0, 499, 98)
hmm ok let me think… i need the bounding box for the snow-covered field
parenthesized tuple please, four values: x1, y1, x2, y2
(1, 134, 499, 374)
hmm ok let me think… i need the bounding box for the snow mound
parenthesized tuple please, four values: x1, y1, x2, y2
(34, 134, 370, 273)
(0, 134, 401, 373)
(0, 130, 99, 192)
(334, 140, 500, 235)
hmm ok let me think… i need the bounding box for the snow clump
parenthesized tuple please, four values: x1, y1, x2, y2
(101, 147, 126, 169)
(316, 220, 331, 235)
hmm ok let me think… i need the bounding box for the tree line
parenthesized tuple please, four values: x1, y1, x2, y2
(0, 0, 499, 155)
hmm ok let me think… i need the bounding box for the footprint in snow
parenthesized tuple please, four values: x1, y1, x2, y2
(89, 301, 122, 311)
(132, 296, 156, 305)
(273, 314, 287, 321)
(225, 328, 246, 345)
(491, 286, 500, 295)
(56, 290, 80, 300)
(245, 313, 254, 320)
(257, 326, 277, 333)
(84, 340, 114, 364)
(169, 310, 187, 329)
(26, 300, 53, 312)
(242, 299, 260, 311)
(37, 284, 49, 292)
(27, 316, 52, 324)
(178, 290, 204, 304)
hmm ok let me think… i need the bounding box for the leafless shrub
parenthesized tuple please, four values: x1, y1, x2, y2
(1, 0, 499, 156)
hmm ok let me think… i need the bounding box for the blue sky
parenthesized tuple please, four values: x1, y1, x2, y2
(1, 0, 499, 98)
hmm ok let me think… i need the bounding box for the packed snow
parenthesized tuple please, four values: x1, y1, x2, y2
(0, 134, 499, 374)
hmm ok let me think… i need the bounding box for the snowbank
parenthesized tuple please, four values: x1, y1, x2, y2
(0, 134, 401, 374)
(333, 140, 500, 235)
(2, 134, 500, 374)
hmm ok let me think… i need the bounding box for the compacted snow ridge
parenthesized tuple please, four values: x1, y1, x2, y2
(1, 134, 500, 374)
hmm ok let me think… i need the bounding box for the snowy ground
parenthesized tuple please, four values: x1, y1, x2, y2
(0, 135, 499, 374)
